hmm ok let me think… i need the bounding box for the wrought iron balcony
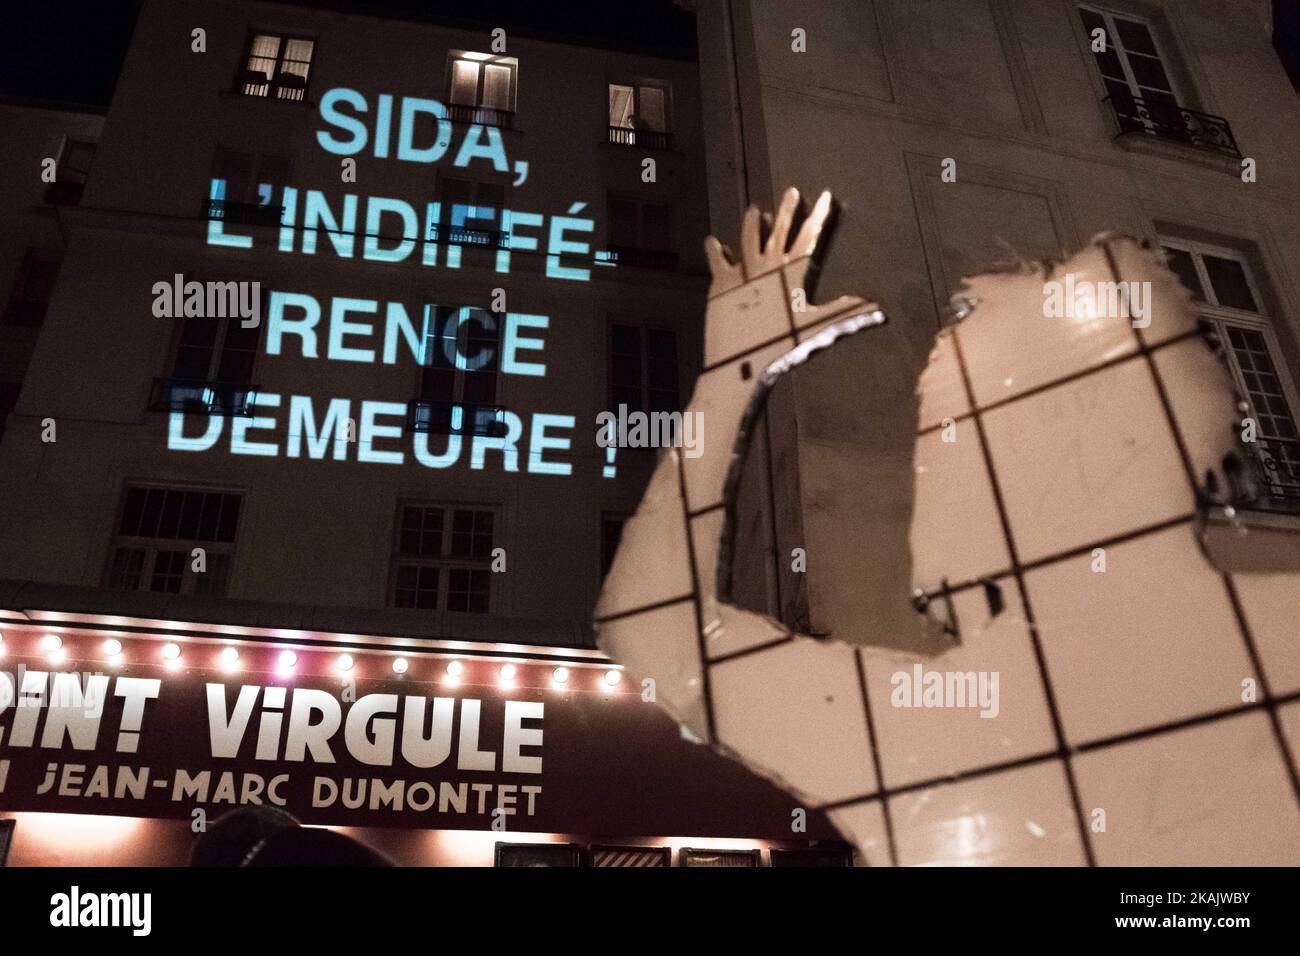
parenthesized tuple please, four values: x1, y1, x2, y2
(1226, 438, 1300, 514)
(428, 224, 508, 249)
(1103, 92, 1240, 157)
(605, 244, 678, 271)
(203, 198, 284, 228)
(236, 70, 308, 102)
(407, 400, 508, 438)
(608, 125, 672, 150)
(446, 103, 515, 129)
(150, 378, 257, 416)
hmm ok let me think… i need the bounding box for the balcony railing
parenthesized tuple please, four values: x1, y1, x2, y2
(407, 400, 508, 438)
(150, 378, 257, 416)
(1227, 438, 1300, 513)
(236, 70, 308, 102)
(446, 103, 515, 129)
(203, 198, 284, 228)
(608, 125, 672, 150)
(1103, 92, 1240, 157)
(604, 244, 678, 271)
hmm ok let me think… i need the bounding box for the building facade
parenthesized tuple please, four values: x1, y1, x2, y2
(0, 0, 710, 645)
(680, 0, 1300, 865)
(0, 1, 852, 867)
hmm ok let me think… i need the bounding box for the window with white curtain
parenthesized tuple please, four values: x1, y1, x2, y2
(447, 54, 517, 123)
(238, 32, 315, 101)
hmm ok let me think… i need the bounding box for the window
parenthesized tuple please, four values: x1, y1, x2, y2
(1079, 6, 1183, 111)
(0, 382, 19, 445)
(608, 82, 671, 148)
(46, 137, 95, 205)
(237, 33, 314, 101)
(1162, 238, 1300, 505)
(494, 843, 583, 867)
(769, 844, 854, 867)
(607, 197, 672, 252)
(438, 178, 507, 247)
(1078, 6, 1238, 154)
(391, 503, 496, 612)
(208, 148, 289, 225)
(108, 486, 242, 596)
(3, 250, 61, 328)
(414, 304, 503, 436)
(154, 291, 262, 415)
(609, 323, 679, 414)
(447, 54, 517, 126)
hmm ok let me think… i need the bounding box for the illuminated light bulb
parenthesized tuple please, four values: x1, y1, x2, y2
(103, 639, 123, 657)
(603, 669, 623, 688)
(162, 643, 181, 661)
(336, 654, 355, 673)
(551, 667, 570, 686)
(219, 647, 240, 669)
(278, 650, 298, 671)
(41, 634, 63, 652)
(499, 663, 517, 683)
(49, 647, 68, 666)
(392, 657, 409, 675)
(446, 660, 464, 677)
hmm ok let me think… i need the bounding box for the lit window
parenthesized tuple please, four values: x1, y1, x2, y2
(608, 82, 670, 147)
(108, 486, 241, 596)
(238, 33, 314, 101)
(416, 303, 503, 437)
(447, 54, 517, 126)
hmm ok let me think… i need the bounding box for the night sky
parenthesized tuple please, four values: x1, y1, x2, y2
(0, 0, 698, 110)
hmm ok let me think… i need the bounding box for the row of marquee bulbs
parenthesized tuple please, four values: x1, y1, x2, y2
(0, 633, 624, 689)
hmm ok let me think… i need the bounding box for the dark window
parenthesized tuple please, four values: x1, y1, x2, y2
(494, 843, 583, 867)
(439, 179, 507, 246)
(1079, 6, 1180, 109)
(392, 504, 496, 612)
(601, 513, 628, 578)
(609, 323, 679, 414)
(238, 33, 314, 101)
(1163, 238, 1300, 507)
(109, 486, 242, 596)
(160, 292, 263, 416)
(608, 197, 672, 251)
(3, 250, 61, 327)
(0, 382, 19, 445)
(418, 305, 502, 434)
(769, 844, 854, 867)
(210, 148, 289, 220)
(46, 138, 96, 205)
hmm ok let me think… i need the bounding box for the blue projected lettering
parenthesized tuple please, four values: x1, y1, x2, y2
(182, 86, 620, 478)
